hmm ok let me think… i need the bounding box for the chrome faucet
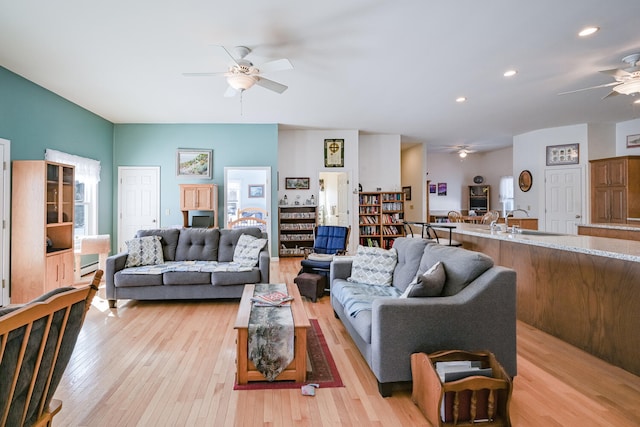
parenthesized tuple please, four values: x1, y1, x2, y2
(505, 209, 529, 229)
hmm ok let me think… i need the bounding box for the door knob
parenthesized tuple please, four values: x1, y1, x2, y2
(575, 214, 581, 218)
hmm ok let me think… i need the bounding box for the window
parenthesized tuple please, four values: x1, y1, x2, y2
(499, 176, 514, 217)
(45, 149, 101, 240)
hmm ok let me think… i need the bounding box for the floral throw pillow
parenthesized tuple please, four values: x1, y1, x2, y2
(125, 235, 164, 268)
(233, 233, 267, 267)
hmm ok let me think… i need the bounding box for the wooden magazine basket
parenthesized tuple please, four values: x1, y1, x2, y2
(411, 350, 512, 427)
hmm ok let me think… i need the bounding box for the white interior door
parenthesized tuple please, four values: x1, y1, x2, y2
(545, 167, 582, 234)
(117, 167, 160, 252)
(0, 139, 9, 306)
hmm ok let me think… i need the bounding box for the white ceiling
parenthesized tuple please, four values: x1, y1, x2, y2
(2, 0, 640, 153)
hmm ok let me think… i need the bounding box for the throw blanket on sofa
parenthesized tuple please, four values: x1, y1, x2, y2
(119, 261, 254, 274)
(248, 284, 294, 381)
(332, 282, 402, 317)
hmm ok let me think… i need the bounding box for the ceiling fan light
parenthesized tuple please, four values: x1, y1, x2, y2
(578, 26, 599, 37)
(613, 80, 640, 95)
(227, 74, 257, 91)
(459, 150, 468, 158)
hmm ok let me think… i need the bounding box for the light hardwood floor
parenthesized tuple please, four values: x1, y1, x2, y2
(55, 258, 640, 426)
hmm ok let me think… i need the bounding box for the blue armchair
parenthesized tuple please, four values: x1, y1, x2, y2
(299, 225, 350, 276)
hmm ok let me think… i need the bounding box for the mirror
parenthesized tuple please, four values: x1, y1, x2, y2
(518, 170, 532, 192)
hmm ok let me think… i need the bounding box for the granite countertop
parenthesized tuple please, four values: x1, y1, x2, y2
(578, 223, 640, 231)
(437, 223, 640, 263)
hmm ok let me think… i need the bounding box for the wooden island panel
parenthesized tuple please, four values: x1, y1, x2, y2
(453, 231, 640, 377)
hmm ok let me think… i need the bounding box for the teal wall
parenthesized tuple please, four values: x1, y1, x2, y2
(0, 66, 114, 236)
(113, 123, 279, 252)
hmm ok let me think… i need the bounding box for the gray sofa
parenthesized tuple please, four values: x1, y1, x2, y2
(106, 227, 269, 308)
(330, 237, 517, 396)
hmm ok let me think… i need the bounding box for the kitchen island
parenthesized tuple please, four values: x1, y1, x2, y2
(433, 223, 640, 377)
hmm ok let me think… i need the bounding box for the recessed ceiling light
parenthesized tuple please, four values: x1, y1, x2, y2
(456, 97, 467, 103)
(503, 70, 517, 77)
(578, 26, 599, 37)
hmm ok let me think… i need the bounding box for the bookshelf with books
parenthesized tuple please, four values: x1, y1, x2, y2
(359, 191, 405, 249)
(278, 205, 317, 257)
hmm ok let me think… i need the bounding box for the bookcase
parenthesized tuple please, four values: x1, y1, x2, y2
(468, 185, 490, 213)
(278, 206, 317, 257)
(12, 161, 75, 303)
(358, 192, 405, 249)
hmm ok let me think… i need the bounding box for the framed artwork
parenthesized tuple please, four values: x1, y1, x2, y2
(518, 170, 533, 192)
(546, 143, 579, 166)
(429, 184, 436, 194)
(437, 182, 447, 196)
(324, 139, 344, 167)
(285, 177, 310, 190)
(402, 186, 412, 201)
(176, 149, 213, 179)
(626, 134, 640, 148)
(248, 184, 264, 198)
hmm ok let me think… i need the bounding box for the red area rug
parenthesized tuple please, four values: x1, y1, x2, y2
(233, 319, 344, 390)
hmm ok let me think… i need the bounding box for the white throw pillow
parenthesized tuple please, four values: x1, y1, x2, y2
(125, 235, 164, 268)
(348, 245, 397, 286)
(400, 261, 446, 298)
(233, 233, 267, 267)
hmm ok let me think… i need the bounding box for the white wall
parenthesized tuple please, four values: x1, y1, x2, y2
(358, 134, 401, 191)
(279, 129, 361, 253)
(426, 148, 513, 215)
(617, 118, 640, 155)
(513, 124, 590, 228)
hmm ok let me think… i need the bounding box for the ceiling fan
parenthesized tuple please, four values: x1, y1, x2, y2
(183, 45, 293, 97)
(559, 53, 640, 99)
(448, 145, 477, 158)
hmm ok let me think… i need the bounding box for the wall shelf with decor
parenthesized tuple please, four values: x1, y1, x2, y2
(278, 206, 317, 257)
(359, 192, 405, 249)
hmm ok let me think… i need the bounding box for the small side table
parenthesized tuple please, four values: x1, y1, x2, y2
(74, 235, 111, 281)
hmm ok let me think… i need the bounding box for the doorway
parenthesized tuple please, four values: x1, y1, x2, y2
(117, 167, 161, 252)
(224, 166, 271, 239)
(318, 171, 351, 227)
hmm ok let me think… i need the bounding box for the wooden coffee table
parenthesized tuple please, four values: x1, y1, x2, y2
(234, 282, 311, 384)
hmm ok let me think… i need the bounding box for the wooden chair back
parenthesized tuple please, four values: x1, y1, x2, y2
(481, 210, 500, 224)
(0, 270, 102, 427)
(447, 211, 463, 223)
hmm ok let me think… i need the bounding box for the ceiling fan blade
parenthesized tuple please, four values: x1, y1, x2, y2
(258, 58, 293, 73)
(224, 86, 238, 98)
(558, 81, 619, 95)
(601, 90, 620, 100)
(256, 77, 288, 94)
(182, 71, 227, 77)
(213, 45, 241, 66)
(600, 68, 631, 79)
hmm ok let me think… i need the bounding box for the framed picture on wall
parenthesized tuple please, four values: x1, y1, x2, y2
(324, 139, 344, 167)
(437, 182, 447, 196)
(402, 186, 411, 201)
(429, 184, 436, 194)
(176, 149, 213, 178)
(627, 134, 640, 148)
(285, 177, 310, 189)
(546, 143, 579, 166)
(248, 184, 264, 198)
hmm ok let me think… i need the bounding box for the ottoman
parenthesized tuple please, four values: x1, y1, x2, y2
(294, 273, 326, 302)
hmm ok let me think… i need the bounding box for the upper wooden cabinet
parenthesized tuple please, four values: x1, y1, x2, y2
(12, 161, 75, 303)
(590, 156, 640, 224)
(179, 184, 218, 227)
